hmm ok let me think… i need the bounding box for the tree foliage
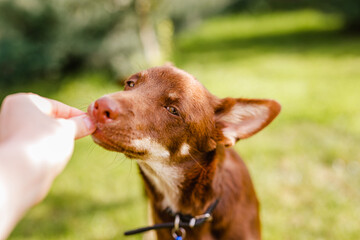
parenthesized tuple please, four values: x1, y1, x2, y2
(0, 0, 232, 86)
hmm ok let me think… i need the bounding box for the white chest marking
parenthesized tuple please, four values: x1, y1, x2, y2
(132, 138, 183, 212)
(138, 161, 183, 211)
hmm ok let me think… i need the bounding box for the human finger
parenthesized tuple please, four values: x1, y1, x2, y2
(28, 94, 84, 118)
(64, 114, 96, 139)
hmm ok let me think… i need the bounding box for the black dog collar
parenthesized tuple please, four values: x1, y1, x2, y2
(124, 199, 220, 239)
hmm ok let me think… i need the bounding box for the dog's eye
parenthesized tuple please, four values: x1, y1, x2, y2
(166, 106, 179, 116)
(127, 80, 135, 88)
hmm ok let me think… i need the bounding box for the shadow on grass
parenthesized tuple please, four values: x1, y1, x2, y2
(177, 29, 360, 62)
(10, 192, 136, 238)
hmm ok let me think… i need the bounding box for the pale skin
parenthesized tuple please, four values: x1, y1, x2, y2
(0, 93, 96, 239)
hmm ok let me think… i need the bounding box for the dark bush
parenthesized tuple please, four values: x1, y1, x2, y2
(0, 0, 233, 87)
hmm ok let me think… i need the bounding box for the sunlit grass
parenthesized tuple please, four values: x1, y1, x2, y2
(8, 9, 360, 240)
(180, 10, 343, 46)
(176, 9, 360, 240)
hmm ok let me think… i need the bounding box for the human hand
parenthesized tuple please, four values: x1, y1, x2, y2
(0, 93, 96, 239)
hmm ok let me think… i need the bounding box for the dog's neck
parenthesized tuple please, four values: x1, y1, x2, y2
(137, 160, 185, 213)
(137, 146, 224, 216)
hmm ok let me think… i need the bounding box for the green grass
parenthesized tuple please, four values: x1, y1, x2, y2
(175, 9, 360, 240)
(6, 9, 360, 239)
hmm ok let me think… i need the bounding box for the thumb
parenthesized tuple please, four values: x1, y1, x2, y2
(68, 115, 96, 139)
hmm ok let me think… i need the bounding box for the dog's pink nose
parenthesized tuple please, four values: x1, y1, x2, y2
(93, 97, 119, 123)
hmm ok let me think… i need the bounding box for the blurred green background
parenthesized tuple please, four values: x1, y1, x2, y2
(1, 0, 360, 239)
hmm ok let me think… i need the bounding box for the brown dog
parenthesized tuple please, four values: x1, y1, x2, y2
(88, 65, 281, 240)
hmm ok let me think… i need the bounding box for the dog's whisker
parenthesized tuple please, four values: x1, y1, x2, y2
(188, 152, 207, 173)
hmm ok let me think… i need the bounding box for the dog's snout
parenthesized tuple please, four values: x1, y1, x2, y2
(93, 97, 120, 123)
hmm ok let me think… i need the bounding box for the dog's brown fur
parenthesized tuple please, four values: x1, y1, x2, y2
(88, 65, 281, 240)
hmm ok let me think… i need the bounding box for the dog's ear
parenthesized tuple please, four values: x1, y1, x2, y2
(214, 98, 281, 147)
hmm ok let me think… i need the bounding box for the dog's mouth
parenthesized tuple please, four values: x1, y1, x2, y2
(92, 128, 147, 158)
(87, 102, 147, 159)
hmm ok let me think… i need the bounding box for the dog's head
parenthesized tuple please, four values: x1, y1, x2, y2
(88, 65, 280, 161)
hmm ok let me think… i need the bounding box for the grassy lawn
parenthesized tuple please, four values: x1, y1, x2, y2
(5, 9, 360, 239)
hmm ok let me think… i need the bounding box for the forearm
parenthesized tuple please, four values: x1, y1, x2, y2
(0, 142, 39, 240)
